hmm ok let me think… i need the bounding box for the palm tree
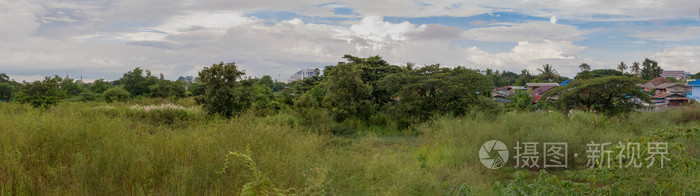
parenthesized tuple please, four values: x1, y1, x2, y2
(537, 64, 558, 81)
(617, 62, 627, 73)
(631, 62, 641, 75)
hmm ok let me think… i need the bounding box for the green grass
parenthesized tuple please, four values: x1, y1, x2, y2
(0, 100, 698, 195)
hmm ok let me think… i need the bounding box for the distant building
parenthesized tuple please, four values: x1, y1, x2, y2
(661, 70, 690, 80)
(287, 69, 317, 82)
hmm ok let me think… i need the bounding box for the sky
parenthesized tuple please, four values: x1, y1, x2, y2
(1, 0, 699, 82)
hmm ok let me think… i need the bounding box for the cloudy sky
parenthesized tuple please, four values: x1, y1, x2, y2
(1, 0, 699, 82)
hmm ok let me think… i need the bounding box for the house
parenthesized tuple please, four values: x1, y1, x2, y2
(688, 80, 700, 102)
(525, 83, 559, 91)
(531, 85, 558, 103)
(651, 93, 689, 106)
(637, 77, 690, 95)
(660, 70, 690, 80)
(492, 86, 526, 99)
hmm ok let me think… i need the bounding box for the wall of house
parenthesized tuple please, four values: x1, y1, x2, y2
(693, 86, 700, 101)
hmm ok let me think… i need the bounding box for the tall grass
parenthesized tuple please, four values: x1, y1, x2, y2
(0, 101, 697, 195)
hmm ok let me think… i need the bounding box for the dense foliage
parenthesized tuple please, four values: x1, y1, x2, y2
(195, 62, 251, 117)
(544, 76, 650, 115)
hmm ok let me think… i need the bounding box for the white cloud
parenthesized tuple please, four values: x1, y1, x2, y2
(631, 27, 700, 41)
(652, 46, 700, 73)
(1, 0, 698, 82)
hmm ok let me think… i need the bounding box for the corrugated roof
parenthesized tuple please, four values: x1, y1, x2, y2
(525, 83, 559, 87)
(531, 85, 557, 97)
(688, 80, 700, 86)
(649, 77, 674, 86)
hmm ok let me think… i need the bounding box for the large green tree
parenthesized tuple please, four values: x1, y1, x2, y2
(120, 67, 159, 96)
(338, 55, 403, 105)
(16, 77, 64, 108)
(640, 58, 662, 80)
(323, 62, 373, 121)
(196, 62, 251, 117)
(379, 65, 495, 126)
(543, 76, 650, 115)
(89, 79, 112, 94)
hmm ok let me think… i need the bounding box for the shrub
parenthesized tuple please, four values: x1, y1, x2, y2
(78, 92, 101, 101)
(103, 87, 130, 102)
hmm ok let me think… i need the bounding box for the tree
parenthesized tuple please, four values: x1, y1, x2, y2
(60, 78, 84, 98)
(691, 72, 700, 79)
(543, 76, 650, 115)
(0, 73, 9, 83)
(89, 79, 112, 94)
(16, 77, 64, 108)
(0, 83, 16, 102)
(537, 64, 559, 81)
(339, 55, 404, 106)
(516, 69, 535, 86)
(579, 63, 591, 72)
(576, 69, 623, 79)
(641, 58, 662, 80)
(120, 67, 158, 96)
(323, 62, 373, 121)
(250, 84, 281, 116)
(196, 62, 251, 117)
(103, 86, 130, 102)
(0, 73, 19, 102)
(378, 65, 495, 126)
(149, 80, 186, 98)
(617, 62, 627, 73)
(256, 75, 275, 90)
(631, 62, 641, 75)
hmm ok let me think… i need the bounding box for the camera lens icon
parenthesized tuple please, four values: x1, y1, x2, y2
(479, 140, 509, 169)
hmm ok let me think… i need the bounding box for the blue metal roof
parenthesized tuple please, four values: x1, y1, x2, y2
(559, 79, 571, 86)
(688, 80, 700, 86)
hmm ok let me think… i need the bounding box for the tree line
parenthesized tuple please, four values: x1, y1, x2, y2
(0, 55, 693, 127)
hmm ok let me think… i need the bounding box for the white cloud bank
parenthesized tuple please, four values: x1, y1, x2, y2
(1, 0, 698, 81)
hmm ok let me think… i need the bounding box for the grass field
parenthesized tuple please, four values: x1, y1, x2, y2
(1, 99, 698, 195)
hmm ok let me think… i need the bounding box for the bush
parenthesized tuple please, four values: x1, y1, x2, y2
(78, 92, 101, 101)
(103, 87, 130, 102)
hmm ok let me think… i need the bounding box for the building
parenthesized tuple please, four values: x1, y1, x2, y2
(531, 85, 558, 103)
(492, 86, 526, 99)
(688, 80, 700, 102)
(660, 70, 690, 80)
(651, 93, 689, 106)
(637, 77, 690, 95)
(525, 83, 559, 90)
(288, 69, 317, 82)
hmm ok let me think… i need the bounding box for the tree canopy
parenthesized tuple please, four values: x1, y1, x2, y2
(543, 76, 650, 115)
